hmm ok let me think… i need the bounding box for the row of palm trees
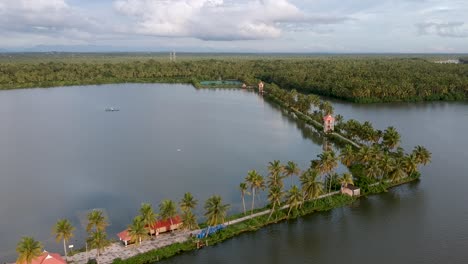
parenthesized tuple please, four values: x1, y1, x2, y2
(15, 192, 232, 264)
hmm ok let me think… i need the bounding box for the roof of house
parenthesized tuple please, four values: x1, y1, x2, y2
(117, 216, 182, 242)
(17, 251, 66, 264)
(323, 114, 335, 121)
(345, 184, 360, 190)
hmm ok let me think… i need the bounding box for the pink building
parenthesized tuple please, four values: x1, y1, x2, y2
(323, 114, 335, 133)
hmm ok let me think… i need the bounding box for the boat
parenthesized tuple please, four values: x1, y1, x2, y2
(105, 107, 119, 112)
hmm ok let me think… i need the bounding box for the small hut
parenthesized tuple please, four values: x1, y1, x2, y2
(341, 184, 360, 197)
(117, 216, 183, 246)
(258, 81, 264, 93)
(323, 114, 335, 133)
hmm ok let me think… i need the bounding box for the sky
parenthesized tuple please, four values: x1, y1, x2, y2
(0, 0, 467, 53)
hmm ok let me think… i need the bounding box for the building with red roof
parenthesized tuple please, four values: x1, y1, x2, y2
(117, 216, 182, 246)
(16, 251, 66, 264)
(323, 114, 335, 133)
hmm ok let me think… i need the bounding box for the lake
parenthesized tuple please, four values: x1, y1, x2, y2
(0, 83, 325, 261)
(1, 84, 467, 263)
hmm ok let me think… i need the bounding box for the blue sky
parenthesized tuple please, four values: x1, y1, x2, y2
(0, 0, 467, 52)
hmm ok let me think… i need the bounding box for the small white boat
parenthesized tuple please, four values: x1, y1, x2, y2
(105, 107, 119, 112)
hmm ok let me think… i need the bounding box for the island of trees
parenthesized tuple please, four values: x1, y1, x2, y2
(13, 86, 432, 264)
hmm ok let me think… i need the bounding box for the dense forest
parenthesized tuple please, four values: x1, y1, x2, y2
(0, 53, 467, 103)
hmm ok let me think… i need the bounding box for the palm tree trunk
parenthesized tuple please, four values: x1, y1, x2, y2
(63, 239, 67, 258)
(241, 194, 246, 215)
(251, 188, 256, 215)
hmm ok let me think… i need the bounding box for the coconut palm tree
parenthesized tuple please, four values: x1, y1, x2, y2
(366, 161, 382, 180)
(317, 150, 338, 193)
(286, 185, 303, 217)
(383, 126, 401, 150)
(284, 161, 300, 187)
(52, 219, 75, 258)
(159, 200, 177, 232)
(239, 182, 249, 215)
(358, 146, 372, 164)
(204, 195, 230, 226)
(181, 210, 199, 230)
(245, 170, 265, 215)
(267, 185, 284, 220)
(87, 230, 107, 259)
(128, 216, 146, 246)
(86, 209, 108, 233)
(389, 159, 406, 182)
(413, 145, 432, 165)
(339, 173, 354, 187)
(300, 169, 323, 202)
(379, 154, 395, 181)
(140, 203, 157, 237)
(180, 192, 198, 213)
(268, 160, 284, 180)
(339, 145, 355, 167)
(16, 237, 42, 264)
(403, 154, 419, 176)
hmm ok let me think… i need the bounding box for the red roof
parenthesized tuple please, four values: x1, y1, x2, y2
(323, 114, 335, 121)
(118, 216, 182, 242)
(17, 251, 66, 264)
(153, 216, 182, 229)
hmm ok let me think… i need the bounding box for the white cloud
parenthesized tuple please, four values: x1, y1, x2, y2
(418, 21, 468, 38)
(113, 0, 349, 40)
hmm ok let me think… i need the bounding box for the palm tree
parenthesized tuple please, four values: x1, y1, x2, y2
(383, 126, 401, 150)
(181, 210, 199, 230)
(268, 160, 284, 180)
(389, 159, 406, 182)
(87, 230, 107, 259)
(403, 154, 418, 176)
(204, 195, 230, 226)
(245, 170, 265, 215)
(339, 173, 354, 187)
(16, 237, 42, 264)
(267, 185, 284, 220)
(317, 150, 338, 193)
(300, 169, 323, 202)
(128, 216, 146, 246)
(286, 185, 303, 216)
(239, 182, 249, 215)
(140, 203, 157, 236)
(159, 200, 177, 232)
(180, 192, 197, 213)
(358, 146, 372, 164)
(413, 145, 432, 165)
(86, 209, 108, 233)
(284, 161, 300, 187)
(366, 161, 382, 180)
(52, 219, 75, 258)
(339, 145, 355, 167)
(379, 154, 395, 181)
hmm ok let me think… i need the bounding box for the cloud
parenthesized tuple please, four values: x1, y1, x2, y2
(0, 0, 101, 43)
(417, 21, 468, 38)
(113, 0, 350, 41)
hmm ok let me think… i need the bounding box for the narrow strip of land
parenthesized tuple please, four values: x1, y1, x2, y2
(69, 191, 342, 264)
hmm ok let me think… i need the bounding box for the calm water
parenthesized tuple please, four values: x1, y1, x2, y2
(163, 99, 468, 264)
(1, 84, 467, 263)
(0, 84, 325, 261)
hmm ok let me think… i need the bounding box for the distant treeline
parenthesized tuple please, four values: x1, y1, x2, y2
(1, 57, 467, 103)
